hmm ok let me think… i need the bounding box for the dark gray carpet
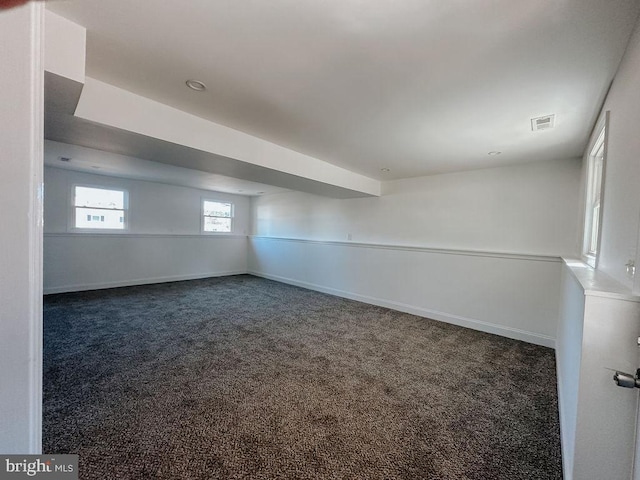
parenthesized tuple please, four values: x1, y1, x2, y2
(43, 275, 562, 479)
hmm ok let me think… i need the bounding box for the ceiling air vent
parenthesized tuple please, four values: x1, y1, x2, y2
(531, 114, 555, 131)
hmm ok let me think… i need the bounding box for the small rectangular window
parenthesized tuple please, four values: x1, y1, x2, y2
(74, 186, 127, 230)
(582, 113, 608, 267)
(203, 200, 233, 233)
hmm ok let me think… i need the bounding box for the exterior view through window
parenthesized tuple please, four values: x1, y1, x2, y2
(586, 139, 604, 255)
(74, 186, 126, 230)
(203, 200, 232, 232)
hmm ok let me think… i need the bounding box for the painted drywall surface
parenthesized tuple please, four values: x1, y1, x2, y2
(44, 10, 85, 83)
(555, 267, 585, 479)
(44, 234, 247, 294)
(44, 166, 250, 293)
(596, 18, 640, 290)
(0, 4, 43, 453)
(75, 78, 380, 196)
(573, 293, 640, 480)
(249, 160, 581, 346)
(249, 237, 561, 346)
(44, 166, 250, 235)
(252, 158, 581, 256)
(552, 259, 640, 480)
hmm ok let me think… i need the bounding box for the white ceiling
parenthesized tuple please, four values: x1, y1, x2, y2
(47, 0, 640, 180)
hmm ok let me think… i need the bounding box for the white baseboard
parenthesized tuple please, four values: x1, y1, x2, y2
(555, 358, 574, 480)
(45, 267, 556, 348)
(248, 270, 556, 349)
(44, 270, 247, 295)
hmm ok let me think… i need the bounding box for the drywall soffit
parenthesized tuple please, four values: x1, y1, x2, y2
(44, 73, 379, 199)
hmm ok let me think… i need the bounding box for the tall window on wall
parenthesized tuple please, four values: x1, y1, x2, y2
(202, 200, 233, 233)
(582, 112, 608, 267)
(73, 185, 128, 230)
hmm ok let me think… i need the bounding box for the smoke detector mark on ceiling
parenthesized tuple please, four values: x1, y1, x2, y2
(531, 114, 555, 131)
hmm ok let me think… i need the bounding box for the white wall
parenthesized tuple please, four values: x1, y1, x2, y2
(44, 165, 250, 293)
(249, 159, 582, 346)
(253, 158, 581, 255)
(249, 238, 562, 346)
(557, 261, 640, 480)
(44, 166, 251, 235)
(554, 16, 640, 478)
(0, 3, 43, 454)
(595, 18, 640, 292)
(555, 266, 586, 477)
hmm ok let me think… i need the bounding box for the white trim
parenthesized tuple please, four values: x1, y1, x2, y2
(248, 270, 556, 348)
(555, 356, 574, 480)
(581, 111, 609, 267)
(45, 232, 247, 239)
(29, 2, 44, 454)
(562, 257, 640, 303)
(634, 212, 640, 296)
(44, 270, 247, 295)
(249, 235, 561, 263)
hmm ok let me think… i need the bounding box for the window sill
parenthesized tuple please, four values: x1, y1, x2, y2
(563, 258, 640, 303)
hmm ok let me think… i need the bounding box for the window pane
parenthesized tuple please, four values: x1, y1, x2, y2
(204, 216, 231, 232)
(203, 201, 231, 218)
(593, 158, 603, 203)
(589, 204, 600, 255)
(75, 208, 125, 229)
(75, 186, 124, 209)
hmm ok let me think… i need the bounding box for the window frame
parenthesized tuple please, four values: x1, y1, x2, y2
(201, 198, 234, 234)
(70, 184, 129, 233)
(581, 112, 609, 268)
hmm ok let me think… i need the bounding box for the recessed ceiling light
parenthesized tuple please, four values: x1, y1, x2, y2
(488, 151, 502, 156)
(380, 168, 390, 172)
(186, 79, 206, 92)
